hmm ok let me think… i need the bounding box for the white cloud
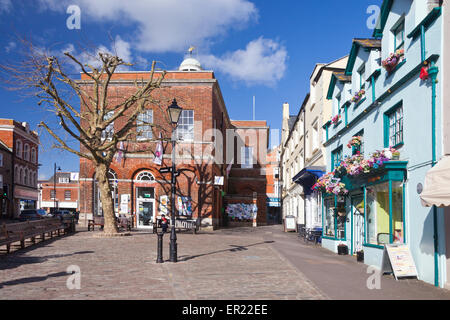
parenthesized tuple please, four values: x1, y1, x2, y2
(5, 41, 16, 53)
(37, 0, 258, 53)
(0, 0, 11, 13)
(200, 37, 288, 86)
(57, 36, 148, 71)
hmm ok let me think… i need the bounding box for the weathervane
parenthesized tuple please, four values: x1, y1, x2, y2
(188, 46, 195, 56)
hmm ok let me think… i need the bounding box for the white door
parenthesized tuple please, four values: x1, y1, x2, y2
(137, 199, 155, 229)
(352, 195, 365, 254)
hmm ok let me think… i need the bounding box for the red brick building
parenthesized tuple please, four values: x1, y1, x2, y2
(79, 58, 270, 229)
(38, 172, 80, 214)
(0, 140, 13, 218)
(0, 119, 39, 218)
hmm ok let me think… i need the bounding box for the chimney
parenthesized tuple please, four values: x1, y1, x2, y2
(281, 102, 290, 147)
(427, 0, 441, 11)
(282, 102, 290, 121)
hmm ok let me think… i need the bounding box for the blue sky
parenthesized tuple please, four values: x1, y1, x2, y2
(0, 0, 382, 179)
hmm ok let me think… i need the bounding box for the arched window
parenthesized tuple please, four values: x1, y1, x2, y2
(24, 144, 30, 161)
(31, 148, 36, 164)
(24, 168, 28, 185)
(28, 170, 33, 186)
(16, 140, 22, 158)
(20, 167, 24, 184)
(135, 171, 155, 182)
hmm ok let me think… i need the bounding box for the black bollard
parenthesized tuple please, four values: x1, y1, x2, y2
(156, 232, 164, 263)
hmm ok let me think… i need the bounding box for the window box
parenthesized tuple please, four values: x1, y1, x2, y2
(382, 49, 405, 73)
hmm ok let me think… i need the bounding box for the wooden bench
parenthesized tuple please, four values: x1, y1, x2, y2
(117, 216, 132, 232)
(0, 218, 70, 254)
(88, 217, 104, 231)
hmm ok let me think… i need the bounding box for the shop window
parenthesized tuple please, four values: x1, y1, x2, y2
(324, 198, 335, 237)
(365, 182, 404, 246)
(392, 182, 404, 243)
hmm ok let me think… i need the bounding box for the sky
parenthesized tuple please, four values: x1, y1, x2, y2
(0, 0, 382, 179)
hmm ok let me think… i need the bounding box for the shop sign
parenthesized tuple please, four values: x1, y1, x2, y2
(285, 215, 297, 232)
(381, 244, 418, 280)
(14, 187, 38, 200)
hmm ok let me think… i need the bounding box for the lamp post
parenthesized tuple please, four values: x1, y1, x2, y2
(53, 163, 61, 214)
(167, 99, 183, 263)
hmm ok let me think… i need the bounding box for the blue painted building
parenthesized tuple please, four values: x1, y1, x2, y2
(321, 0, 447, 287)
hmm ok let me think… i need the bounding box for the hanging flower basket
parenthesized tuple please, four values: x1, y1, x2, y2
(382, 49, 405, 73)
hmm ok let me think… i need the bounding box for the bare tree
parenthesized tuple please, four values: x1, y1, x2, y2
(1, 40, 167, 234)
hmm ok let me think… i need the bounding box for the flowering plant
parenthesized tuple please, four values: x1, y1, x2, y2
(347, 136, 362, 148)
(331, 114, 341, 125)
(382, 49, 405, 72)
(312, 173, 348, 196)
(351, 89, 365, 104)
(312, 148, 401, 194)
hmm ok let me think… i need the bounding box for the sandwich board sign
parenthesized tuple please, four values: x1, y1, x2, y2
(381, 244, 418, 280)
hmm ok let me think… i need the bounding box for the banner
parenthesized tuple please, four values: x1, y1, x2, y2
(153, 132, 163, 166)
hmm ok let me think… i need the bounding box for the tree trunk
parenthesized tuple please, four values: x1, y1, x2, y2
(95, 162, 118, 234)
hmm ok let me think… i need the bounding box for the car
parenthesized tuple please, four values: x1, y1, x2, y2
(19, 209, 52, 221)
(52, 210, 77, 222)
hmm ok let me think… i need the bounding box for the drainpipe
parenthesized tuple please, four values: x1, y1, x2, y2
(429, 62, 439, 287)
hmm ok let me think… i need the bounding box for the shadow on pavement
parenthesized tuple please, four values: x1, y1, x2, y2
(0, 271, 69, 288)
(178, 241, 275, 262)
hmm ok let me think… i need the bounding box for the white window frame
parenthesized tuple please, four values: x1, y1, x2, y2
(64, 190, 71, 200)
(176, 110, 194, 142)
(137, 110, 153, 141)
(101, 111, 114, 141)
(241, 146, 253, 169)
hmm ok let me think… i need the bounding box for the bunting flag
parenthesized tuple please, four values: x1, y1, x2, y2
(115, 141, 124, 164)
(153, 132, 163, 166)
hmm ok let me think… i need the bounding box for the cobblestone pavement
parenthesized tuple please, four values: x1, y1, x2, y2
(0, 225, 326, 300)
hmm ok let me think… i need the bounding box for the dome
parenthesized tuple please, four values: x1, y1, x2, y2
(179, 57, 203, 71)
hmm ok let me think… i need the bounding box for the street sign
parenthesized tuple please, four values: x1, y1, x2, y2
(159, 167, 172, 174)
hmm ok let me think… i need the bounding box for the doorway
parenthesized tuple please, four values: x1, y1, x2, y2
(352, 194, 365, 255)
(136, 187, 155, 229)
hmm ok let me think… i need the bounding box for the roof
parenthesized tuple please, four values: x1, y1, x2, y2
(345, 38, 381, 76)
(333, 71, 351, 82)
(326, 71, 351, 100)
(231, 120, 268, 128)
(288, 116, 297, 131)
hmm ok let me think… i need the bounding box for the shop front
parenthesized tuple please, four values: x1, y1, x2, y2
(14, 185, 39, 217)
(321, 161, 407, 266)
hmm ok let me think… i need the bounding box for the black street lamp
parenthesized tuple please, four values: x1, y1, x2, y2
(53, 163, 61, 214)
(167, 99, 183, 263)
